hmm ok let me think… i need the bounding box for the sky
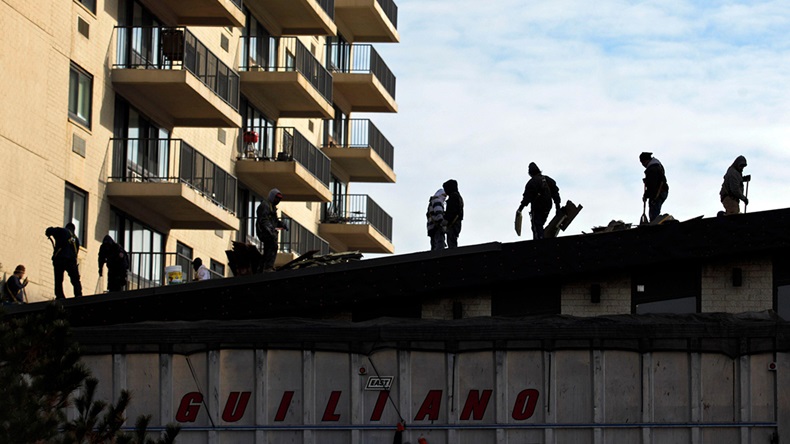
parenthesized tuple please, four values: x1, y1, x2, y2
(354, 0, 790, 258)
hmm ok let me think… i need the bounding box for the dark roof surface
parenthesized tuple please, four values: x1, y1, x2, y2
(7, 207, 790, 328)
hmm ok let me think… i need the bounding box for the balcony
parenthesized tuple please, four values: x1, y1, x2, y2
(323, 119, 395, 183)
(244, 0, 336, 36)
(138, 0, 245, 27)
(334, 0, 399, 43)
(319, 194, 393, 254)
(235, 127, 332, 202)
(108, 139, 239, 231)
(126, 251, 224, 290)
(239, 37, 333, 119)
(328, 43, 397, 112)
(112, 27, 241, 128)
(239, 215, 331, 268)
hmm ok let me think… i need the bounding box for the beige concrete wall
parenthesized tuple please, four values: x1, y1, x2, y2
(701, 258, 773, 313)
(561, 276, 631, 317)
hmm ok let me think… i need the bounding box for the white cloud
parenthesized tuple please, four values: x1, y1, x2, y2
(357, 0, 790, 258)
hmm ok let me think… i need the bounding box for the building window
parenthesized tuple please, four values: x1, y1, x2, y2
(69, 63, 93, 128)
(492, 281, 561, 317)
(110, 209, 164, 289)
(210, 260, 225, 278)
(774, 256, 790, 320)
(77, 0, 96, 13)
(176, 242, 194, 283)
(237, 187, 264, 248)
(64, 184, 87, 246)
(632, 265, 701, 314)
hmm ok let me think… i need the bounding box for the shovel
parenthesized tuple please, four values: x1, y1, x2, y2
(744, 179, 750, 213)
(640, 200, 648, 225)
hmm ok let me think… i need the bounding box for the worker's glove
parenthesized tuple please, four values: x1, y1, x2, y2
(743, 175, 751, 182)
(441, 220, 448, 233)
(555, 203, 561, 213)
(98, 269, 103, 277)
(744, 197, 749, 206)
(642, 196, 647, 203)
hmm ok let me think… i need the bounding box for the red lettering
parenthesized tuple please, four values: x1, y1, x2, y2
(460, 389, 492, 420)
(275, 391, 294, 422)
(414, 390, 442, 421)
(322, 391, 342, 421)
(222, 391, 251, 422)
(370, 391, 389, 421)
(511, 389, 539, 420)
(176, 392, 203, 422)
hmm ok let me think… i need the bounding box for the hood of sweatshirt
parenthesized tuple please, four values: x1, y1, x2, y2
(442, 179, 458, 194)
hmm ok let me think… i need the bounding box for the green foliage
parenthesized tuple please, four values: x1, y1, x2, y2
(0, 303, 181, 443)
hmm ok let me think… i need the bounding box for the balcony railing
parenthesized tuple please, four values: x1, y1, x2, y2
(322, 194, 392, 240)
(115, 26, 240, 110)
(110, 138, 237, 214)
(327, 43, 395, 99)
(375, 0, 398, 28)
(126, 251, 223, 289)
(239, 36, 332, 103)
(240, 215, 331, 256)
(324, 119, 394, 169)
(239, 127, 331, 187)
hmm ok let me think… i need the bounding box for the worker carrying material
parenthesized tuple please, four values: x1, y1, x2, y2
(516, 162, 561, 240)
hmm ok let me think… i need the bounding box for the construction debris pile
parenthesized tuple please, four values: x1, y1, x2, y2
(225, 242, 362, 276)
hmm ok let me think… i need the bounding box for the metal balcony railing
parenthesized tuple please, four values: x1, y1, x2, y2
(126, 251, 223, 290)
(114, 26, 240, 110)
(238, 127, 331, 187)
(375, 0, 398, 28)
(322, 194, 392, 241)
(326, 43, 396, 99)
(239, 215, 331, 256)
(239, 36, 332, 103)
(324, 119, 394, 169)
(110, 138, 237, 214)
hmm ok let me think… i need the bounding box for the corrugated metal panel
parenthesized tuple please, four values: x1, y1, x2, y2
(78, 348, 783, 443)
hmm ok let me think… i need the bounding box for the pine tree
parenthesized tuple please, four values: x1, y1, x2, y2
(0, 303, 180, 443)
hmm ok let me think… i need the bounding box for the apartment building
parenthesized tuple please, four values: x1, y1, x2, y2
(0, 0, 399, 302)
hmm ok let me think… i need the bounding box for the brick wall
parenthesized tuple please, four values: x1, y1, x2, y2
(562, 276, 631, 316)
(701, 258, 773, 313)
(422, 294, 492, 320)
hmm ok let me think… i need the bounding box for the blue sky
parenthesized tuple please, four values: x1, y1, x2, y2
(355, 0, 790, 256)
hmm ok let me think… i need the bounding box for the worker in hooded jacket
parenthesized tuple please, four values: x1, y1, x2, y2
(256, 188, 287, 271)
(720, 155, 750, 215)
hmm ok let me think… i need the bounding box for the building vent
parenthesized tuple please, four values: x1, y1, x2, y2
(217, 128, 226, 144)
(308, 121, 314, 132)
(220, 34, 229, 52)
(72, 133, 86, 157)
(77, 17, 90, 39)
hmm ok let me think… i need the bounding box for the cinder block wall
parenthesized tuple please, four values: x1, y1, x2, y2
(422, 295, 492, 320)
(561, 276, 631, 316)
(701, 258, 773, 313)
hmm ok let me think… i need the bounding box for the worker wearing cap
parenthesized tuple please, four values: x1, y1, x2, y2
(639, 152, 669, 223)
(256, 188, 287, 271)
